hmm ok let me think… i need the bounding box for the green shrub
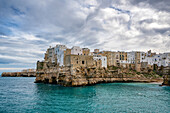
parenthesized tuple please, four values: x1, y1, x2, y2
(136, 72, 140, 75)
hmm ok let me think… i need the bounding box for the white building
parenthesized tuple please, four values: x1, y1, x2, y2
(127, 51, 146, 64)
(54, 44, 67, 66)
(161, 53, 170, 67)
(71, 46, 82, 55)
(142, 56, 154, 65)
(127, 52, 136, 64)
(152, 54, 162, 67)
(142, 52, 170, 67)
(46, 44, 68, 66)
(93, 55, 107, 68)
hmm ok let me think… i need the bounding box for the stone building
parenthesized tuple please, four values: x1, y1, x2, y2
(94, 49, 99, 54)
(41, 45, 106, 70)
(93, 50, 120, 67)
(146, 50, 156, 57)
(135, 52, 141, 72)
(119, 51, 128, 68)
(44, 45, 67, 64)
(82, 48, 90, 56)
(45, 46, 55, 62)
(64, 55, 94, 69)
(40, 44, 169, 74)
(100, 51, 112, 67)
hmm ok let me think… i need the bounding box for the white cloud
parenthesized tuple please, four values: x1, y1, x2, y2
(0, 0, 169, 71)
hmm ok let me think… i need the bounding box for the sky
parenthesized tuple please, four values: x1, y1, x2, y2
(0, 0, 170, 73)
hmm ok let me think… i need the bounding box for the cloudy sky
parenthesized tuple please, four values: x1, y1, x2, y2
(0, 0, 170, 73)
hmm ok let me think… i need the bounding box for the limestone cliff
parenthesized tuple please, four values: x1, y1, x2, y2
(1, 71, 36, 77)
(162, 75, 170, 86)
(35, 66, 162, 87)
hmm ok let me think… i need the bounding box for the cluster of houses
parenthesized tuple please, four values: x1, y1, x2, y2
(41, 44, 170, 73)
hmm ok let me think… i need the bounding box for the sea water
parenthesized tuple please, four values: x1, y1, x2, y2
(0, 77, 169, 113)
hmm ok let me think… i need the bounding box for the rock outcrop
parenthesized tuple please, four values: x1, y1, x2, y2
(35, 66, 162, 87)
(162, 75, 170, 86)
(1, 71, 36, 77)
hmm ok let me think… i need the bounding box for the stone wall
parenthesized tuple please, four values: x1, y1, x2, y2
(64, 55, 94, 68)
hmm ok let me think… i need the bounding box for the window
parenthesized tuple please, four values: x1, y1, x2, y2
(77, 61, 78, 64)
(82, 61, 84, 64)
(78, 53, 79, 55)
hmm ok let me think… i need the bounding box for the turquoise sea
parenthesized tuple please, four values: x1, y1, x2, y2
(0, 77, 169, 113)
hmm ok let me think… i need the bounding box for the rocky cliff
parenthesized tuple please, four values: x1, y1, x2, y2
(1, 71, 36, 77)
(35, 66, 162, 87)
(162, 75, 170, 86)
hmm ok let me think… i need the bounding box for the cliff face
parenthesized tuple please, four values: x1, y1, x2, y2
(1, 72, 36, 77)
(35, 66, 162, 87)
(162, 75, 170, 86)
(161, 67, 170, 86)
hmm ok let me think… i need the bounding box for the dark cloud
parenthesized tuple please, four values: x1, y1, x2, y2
(153, 28, 170, 34)
(130, 0, 170, 12)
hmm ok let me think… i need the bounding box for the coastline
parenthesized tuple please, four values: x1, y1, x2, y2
(35, 79, 164, 87)
(1, 71, 36, 77)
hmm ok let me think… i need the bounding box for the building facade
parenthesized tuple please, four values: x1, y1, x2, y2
(71, 46, 83, 55)
(93, 55, 107, 68)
